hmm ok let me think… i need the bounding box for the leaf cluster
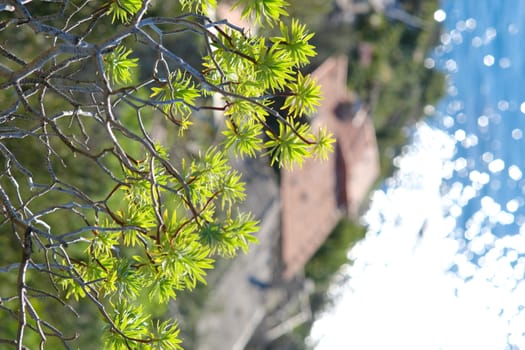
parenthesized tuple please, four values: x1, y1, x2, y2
(201, 12, 333, 167)
(0, 0, 332, 348)
(108, 0, 143, 23)
(57, 146, 258, 347)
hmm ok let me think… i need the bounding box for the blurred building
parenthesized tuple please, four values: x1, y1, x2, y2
(281, 55, 380, 280)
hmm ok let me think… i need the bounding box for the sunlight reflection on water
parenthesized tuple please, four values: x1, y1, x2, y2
(310, 124, 524, 350)
(311, 2, 525, 348)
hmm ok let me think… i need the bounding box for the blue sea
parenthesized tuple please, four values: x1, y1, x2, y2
(311, 1, 525, 349)
(433, 0, 525, 241)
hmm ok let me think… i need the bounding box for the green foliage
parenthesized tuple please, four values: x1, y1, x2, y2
(150, 71, 200, 114)
(0, 0, 328, 348)
(150, 71, 201, 133)
(234, 0, 289, 27)
(257, 44, 295, 91)
(199, 212, 259, 257)
(59, 145, 255, 307)
(180, 0, 217, 15)
(311, 127, 336, 161)
(281, 72, 321, 118)
(108, 0, 143, 23)
(271, 19, 316, 67)
(305, 219, 365, 293)
(105, 45, 139, 85)
(222, 121, 264, 158)
(203, 18, 333, 168)
(103, 303, 183, 350)
(265, 118, 309, 168)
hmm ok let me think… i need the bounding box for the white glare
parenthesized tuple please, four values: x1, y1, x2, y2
(520, 102, 525, 114)
(488, 159, 505, 173)
(424, 58, 436, 69)
(498, 100, 509, 111)
(478, 115, 489, 127)
(446, 59, 457, 72)
(443, 115, 455, 128)
(311, 122, 525, 349)
(454, 129, 466, 141)
(311, 125, 494, 350)
(506, 199, 520, 213)
(483, 54, 495, 67)
(485, 27, 497, 41)
(434, 9, 447, 23)
(512, 129, 523, 140)
(509, 165, 523, 181)
(466, 18, 477, 30)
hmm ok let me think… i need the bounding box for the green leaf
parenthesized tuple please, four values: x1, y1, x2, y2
(151, 235, 215, 296)
(104, 45, 139, 85)
(264, 118, 311, 168)
(113, 258, 143, 299)
(222, 121, 264, 158)
(180, 0, 217, 15)
(220, 169, 247, 209)
(282, 72, 321, 118)
(311, 127, 336, 160)
(104, 302, 150, 348)
(107, 0, 143, 23)
(271, 19, 316, 67)
(148, 277, 179, 304)
(198, 216, 258, 258)
(91, 230, 120, 257)
(234, 0, 289, 26)
(150, 71, 200, 133)
(149, 320, 183, 350)
(223, 213, 259, 254)
(256, 43, 295, 91)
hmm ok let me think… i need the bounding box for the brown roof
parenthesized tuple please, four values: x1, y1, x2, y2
(281, 56, 380, 280)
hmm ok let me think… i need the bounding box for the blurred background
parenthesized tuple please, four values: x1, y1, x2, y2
(309, 1, 525, 350)
(201, 1, 525, 349)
